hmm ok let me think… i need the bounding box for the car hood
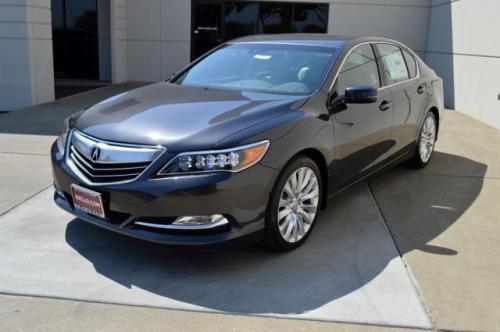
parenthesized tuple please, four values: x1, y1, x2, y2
(74, 82, 307, 151)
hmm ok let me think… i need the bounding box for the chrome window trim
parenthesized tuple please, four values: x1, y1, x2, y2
(374, 42, 421, 87)
(328, 41, 421, 93)
(65, 130, 166, 186)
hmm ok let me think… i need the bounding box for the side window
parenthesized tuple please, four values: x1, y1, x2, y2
(376, 44, 409, 85)
(337, 44, 380, 95)
(402, 49, 417, 79)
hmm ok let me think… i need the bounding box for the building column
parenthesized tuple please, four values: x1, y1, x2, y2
(110, 0, 127, 83)
(0, 0, 54, 111)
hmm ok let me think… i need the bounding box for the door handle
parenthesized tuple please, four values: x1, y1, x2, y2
(379, 100, 392, 111)
(417, 85, 425, 94)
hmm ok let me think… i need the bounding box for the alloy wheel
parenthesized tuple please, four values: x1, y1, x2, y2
(277, 167, 320, 243)
(419, 115, 436, 163)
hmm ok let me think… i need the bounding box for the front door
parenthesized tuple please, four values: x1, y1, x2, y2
(191, 1, 223, 60)
(331, 44, 394, 190)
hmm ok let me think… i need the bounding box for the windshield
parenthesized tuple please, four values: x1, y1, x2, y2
(172, 43, 337, 95)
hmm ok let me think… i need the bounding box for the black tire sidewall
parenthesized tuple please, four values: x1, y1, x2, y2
(265, 156, 322, 251)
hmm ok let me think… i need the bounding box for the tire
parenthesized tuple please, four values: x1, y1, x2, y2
(407, 111, 437, 169)
(264, 156, 322, 252)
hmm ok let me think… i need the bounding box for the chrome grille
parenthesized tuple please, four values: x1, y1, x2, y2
(68, 131, 164, 184)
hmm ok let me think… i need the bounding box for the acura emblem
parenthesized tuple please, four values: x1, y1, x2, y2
(90, 145, 101, 162)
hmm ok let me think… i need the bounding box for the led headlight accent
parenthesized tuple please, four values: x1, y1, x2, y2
(157, 140, 270, 176)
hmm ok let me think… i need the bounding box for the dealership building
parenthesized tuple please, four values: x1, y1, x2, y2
(1, 0, 499, 129)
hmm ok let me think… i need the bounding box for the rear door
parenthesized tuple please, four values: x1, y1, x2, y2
(331, 44, 394, 190)
(374, 43, 427, 155)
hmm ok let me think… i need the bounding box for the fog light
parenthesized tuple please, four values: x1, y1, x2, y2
(134, 214, 229, 230)
(173, 214, 226, 226)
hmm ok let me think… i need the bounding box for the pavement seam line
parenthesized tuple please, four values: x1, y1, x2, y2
(0, 185, 52, 218)
(0, 151, 50, 157)
(0, 292, 432, 331)
(366, 181, 437, 331)
(400, 171, 500, 180)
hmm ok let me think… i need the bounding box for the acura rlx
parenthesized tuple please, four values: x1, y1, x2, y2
(51, 35, 444, 251)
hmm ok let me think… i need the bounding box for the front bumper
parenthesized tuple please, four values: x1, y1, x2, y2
(51, 142, 279, 245)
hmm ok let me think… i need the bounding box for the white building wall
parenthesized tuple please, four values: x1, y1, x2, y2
(0, 0, 54, 110)
(98, 0, 112, 82)
(121, 0, 432, 83)
(110, 0, 128, 83)
(426, 0, 500, 130)
(329, 0, 430, 59)
(124, 0, 190, 82)
(2, 0, 495, 130)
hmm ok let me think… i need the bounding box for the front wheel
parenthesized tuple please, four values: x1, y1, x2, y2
(264, 157, 322, 252)
(407, 111, 437, 168)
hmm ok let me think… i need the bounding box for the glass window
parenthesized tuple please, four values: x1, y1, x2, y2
(376, 44, 409, 84)
(402, 49, 417, 78)
(51, 0, 64, 30)
(64, 0, 97, 32)
(193, 1, 330, 58)
(337, 44, 380, 95)
(258, 3, 292, 34)
(225, 2, 259, 41)
(292, 4, 328, 33)
(174, 43, 337, 95)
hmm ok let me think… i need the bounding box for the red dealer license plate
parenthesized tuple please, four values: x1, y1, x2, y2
(71, 184, 106, 219)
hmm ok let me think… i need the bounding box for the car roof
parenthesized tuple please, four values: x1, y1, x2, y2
(230, 34, 398, 48)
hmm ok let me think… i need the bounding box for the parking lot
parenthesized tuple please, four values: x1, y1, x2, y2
(0, 84, 499, 331)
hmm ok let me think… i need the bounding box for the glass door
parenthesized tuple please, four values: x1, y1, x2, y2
(191, 1, 223, 60)
(52, 0, 99, 79)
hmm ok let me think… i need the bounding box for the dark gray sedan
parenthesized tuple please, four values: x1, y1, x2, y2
(51, 35, 444, 251)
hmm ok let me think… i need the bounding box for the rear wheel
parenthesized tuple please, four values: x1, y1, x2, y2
(265, 157, 322, 252)
(407, 111, 437, 168)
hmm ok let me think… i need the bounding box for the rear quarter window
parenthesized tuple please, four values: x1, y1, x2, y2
(375, 44, 409, 85)
(402, 49, 418, 79)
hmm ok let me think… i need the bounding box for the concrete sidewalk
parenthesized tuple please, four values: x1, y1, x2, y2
(0, 295, 412, 332)
(0, 84, 499, 331)
(0, 83, 146, 216)
(370, 111, 500, 331)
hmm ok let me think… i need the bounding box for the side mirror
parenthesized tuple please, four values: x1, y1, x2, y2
(344, 84, 378, 104)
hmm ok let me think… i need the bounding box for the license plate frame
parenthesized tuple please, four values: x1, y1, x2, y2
(70, 184, 106, 219)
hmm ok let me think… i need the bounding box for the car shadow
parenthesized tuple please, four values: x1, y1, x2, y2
(370, 150, 488, 257)
(0, 83, 146, 136)
(65, 151, 486, 314)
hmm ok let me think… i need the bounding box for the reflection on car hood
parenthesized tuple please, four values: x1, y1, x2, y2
(74, 82, 308, 151)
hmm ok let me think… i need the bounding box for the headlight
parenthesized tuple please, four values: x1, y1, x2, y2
(56, 116, 71, 155)
(157, 140, 270, 176)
